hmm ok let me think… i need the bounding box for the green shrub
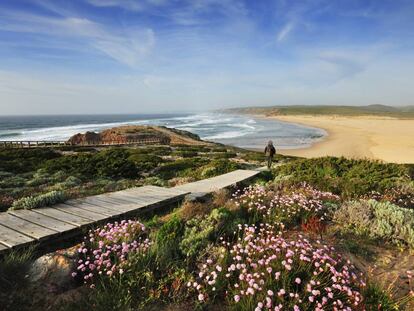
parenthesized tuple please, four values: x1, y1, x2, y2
(49, 176, 82, 191)
(241, 152, 266, 162)
(128, 153, 163, 171)
(10, 190, 67, 210)
(43, 148, 139, 179)
(0, 246, 36, 310)
(0, 171, 13, 178)
(180, 208, 233, 259)
(93, 148, 139, 178)
(0, 148, 60, 174)
(334, 200, 414, 247)
(0, 176, 27, 188)
(175, 145, 211, 153)
(195, 159, 239, 179)
(131, 146, 172, 156)
(211, 147, 227, 152)
(26, 174, 49, 187)
(155, 216, 185, 266)
(42, 152, 95, 177)
(155, 158, 209, 180)
(363, 282, 401, 311)
(210, 152, 237, 159)
(143, 177, 168, 187)
(63, 176, 82, 187)
(274, 157, 411, 198)
(171, 150, 198, 158)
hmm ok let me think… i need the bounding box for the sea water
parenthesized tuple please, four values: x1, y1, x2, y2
(0, 113, 326, 150)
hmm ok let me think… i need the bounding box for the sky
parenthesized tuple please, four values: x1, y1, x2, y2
(0, 0, 414, 115)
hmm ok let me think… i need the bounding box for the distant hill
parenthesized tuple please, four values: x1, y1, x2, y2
(224, 104, 414, 118)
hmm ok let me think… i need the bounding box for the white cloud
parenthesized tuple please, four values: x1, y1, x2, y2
(0, 9, 155, 67)
(276, 21, 295, 42)
(93, 29, 155, 67)
(85, 0, 145, 11)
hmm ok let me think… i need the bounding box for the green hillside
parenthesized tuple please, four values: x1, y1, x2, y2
(225, 104, 414, 118)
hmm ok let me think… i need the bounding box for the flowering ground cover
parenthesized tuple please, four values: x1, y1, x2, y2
(4, 162, 412, 311)
(63, 181, 413, 310)
(189, 224, 365, 311)
(72, 220, 151, 285)
(234, 183, 340, 227)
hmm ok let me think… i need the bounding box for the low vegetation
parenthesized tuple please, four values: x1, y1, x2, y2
(273, 157, 413, 199)
(334, 200, 414, 247)
(1, 151, 414, 310)
(0, 145, 270, 212)
(0, 246, 37, 311)
(10, 190, 66, 210)
(61, 172, 413, 310)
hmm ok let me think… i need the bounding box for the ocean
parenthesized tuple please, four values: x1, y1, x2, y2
(0, 113, 326, 150)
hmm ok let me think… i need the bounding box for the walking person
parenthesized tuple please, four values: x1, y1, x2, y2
(264, 140, 276, 169)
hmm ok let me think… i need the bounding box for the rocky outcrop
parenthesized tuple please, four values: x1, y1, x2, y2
(67, 131, 100, 145)
(67, 125, 207, 146)
(28, 246, 78, 292)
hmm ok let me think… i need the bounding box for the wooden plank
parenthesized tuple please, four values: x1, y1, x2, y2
(75, 197, 146, 213)
(63, 201, 123, 217)
(33, 208, 92, 227)
(54, 204, 109, 221)
(9, 210, 77, 233)
(134, 185, 186, 196)
(138, 189, 188, 202)
(0, 213, 57, 240)
(141, 185, 188, 195)
(138, 187, 179, 197)
(0, 224, 35, 247)
(105, 192, 157, 204)
(150, 187, 189, 196)
(114, 193, 184, 205)
(120, 188, 174, 201)
(88, 195, 138, 206)
(73, 196, 147, 211)
(66, 197, 121, 208)
(70, 193, 139, 206)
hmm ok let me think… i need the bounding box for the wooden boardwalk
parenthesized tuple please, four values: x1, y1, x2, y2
(174, 169, 260, 198)
(0, 169, 261, 256)
(0, 186, 188, 255)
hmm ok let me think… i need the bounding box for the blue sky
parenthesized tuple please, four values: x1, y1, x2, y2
(0, 0, 413, 115)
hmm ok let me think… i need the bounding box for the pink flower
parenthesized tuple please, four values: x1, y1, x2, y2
(234, 295, 240, 302)
(295, 277, 301, 284)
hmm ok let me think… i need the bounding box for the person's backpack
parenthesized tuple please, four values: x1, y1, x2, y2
(265, 146, 276, 156)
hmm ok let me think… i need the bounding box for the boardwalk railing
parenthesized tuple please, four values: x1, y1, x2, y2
(0, 138, 169, 149)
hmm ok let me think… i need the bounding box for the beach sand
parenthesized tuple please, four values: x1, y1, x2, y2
(267, 115, 414, 164)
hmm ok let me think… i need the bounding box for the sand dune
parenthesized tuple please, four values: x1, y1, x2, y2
(268, 115, 414, 164)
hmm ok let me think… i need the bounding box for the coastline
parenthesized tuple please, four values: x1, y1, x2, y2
(262, 115, 414, 164)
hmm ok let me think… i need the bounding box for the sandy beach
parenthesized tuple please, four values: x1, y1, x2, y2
(267, 115, 414, 164)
